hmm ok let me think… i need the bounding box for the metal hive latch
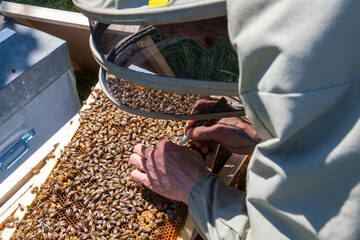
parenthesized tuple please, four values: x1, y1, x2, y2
(0, 129, 35, 171)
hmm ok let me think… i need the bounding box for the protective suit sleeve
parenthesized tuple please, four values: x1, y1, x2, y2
(225, 0, 360, 239)
(188, 173, 250, 240)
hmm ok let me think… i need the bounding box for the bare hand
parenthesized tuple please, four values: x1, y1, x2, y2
(185, 99, 261, 154)
(129, 140, 209, 204)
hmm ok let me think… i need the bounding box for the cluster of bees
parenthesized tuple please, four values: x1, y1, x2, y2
(9, 89, 189, 239)
(106, 74, 210, 115)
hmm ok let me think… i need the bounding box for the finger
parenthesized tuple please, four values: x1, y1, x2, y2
(185, 99, 218, 133)
(185, 118, 218, 135)
(185, 120, 197, 133)
(131, 170, 157, 193)
(133, 144, 145, 155)
(217, 121, 261, 144)
(187, 125, 225, 142)
(192, 140, 203, 149)
(191, 99, 217, 115)
(131, 170, 151, 188)
(200, 144, 209, 154)
(129, 154, 147, 172)
(133, 144, 154, 160)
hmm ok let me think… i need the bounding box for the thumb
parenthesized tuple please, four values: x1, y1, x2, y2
(185, 120, 197, 134)
(187, 125, 224, 142)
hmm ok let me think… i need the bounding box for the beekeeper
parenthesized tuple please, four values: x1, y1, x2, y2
(73, 0, 360, 239)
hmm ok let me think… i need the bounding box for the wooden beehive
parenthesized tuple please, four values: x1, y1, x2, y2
(6, 88, 190, 240)
(0, 85, 249, 240)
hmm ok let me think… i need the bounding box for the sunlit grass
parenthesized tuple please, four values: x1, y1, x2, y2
(153, 34, 239, 82)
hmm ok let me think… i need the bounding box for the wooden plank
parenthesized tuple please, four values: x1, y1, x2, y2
(179, 143, 220, 240)
(180, 153, 248, 239)
(139, 37, 175, 77)
(0, 2, 140, 33)
(218, 154, 248, 185)
(179, 214, 199, 240)
(204, 142, 221, 172)
(124, 35, 175, 77)
(0, 2, 141, 73)
(0, 1, 89, 29)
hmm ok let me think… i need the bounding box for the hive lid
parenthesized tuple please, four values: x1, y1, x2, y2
(0, 16, 71, 124)
(72, 0, 226, 25)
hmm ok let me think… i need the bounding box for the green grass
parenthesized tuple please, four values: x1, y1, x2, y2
(153, 34, 239, 82)
(74, 72, 98, 103)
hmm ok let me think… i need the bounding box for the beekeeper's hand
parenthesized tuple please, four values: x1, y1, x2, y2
(185, 99, 261, 155)
(129, 141, 209, 204)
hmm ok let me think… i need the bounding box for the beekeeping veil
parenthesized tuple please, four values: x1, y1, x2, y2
(73, 0, 243, 120)
(73, 0, 227, 25)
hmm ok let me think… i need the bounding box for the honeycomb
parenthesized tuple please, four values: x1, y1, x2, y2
(11, 89, 189, 240)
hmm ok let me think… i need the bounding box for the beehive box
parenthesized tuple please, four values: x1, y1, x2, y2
(0, 15, 81, 208)
(0, 86, 191, 240)
(0, 81, 249, 240)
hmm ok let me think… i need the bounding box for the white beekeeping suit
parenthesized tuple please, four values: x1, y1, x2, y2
(189, 0, 360, 239)
(73, 0, 360, 239)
